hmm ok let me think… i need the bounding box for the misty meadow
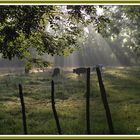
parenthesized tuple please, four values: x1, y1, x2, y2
(0, 5, 139, 134)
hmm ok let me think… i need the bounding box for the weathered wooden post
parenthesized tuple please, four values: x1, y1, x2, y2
(86, 67, 91, 134)
(51, 80, 62, 134)
(96, 66, 114, 134)
(19, 84, 27, 134)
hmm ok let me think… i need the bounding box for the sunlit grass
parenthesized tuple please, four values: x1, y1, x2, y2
(0, 66, 139, 134)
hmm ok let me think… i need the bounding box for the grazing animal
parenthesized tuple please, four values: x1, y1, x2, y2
(73, 67, 87, 76)
(52, 68, 60, 77)
(93, 64, 104, 71)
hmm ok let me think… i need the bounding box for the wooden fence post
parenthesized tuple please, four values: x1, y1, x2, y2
(86, 67, 91, 134)
(19, 84, 27, 134)
(51, 80, 62, 134)
(96, 66, 114, 134)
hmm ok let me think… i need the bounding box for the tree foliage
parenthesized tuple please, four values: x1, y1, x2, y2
(0, 5, 139, 67)
(0, 5, 110, 60)
(104, 6, 140, 57)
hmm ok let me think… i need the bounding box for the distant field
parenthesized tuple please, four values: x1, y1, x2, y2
(0, 66, 139, 134)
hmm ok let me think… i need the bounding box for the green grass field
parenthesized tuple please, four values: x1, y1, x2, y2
(0, 66, 139, 134)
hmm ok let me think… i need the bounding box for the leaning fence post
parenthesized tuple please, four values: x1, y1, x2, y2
(51, 80, 62, 134)
(19, 84, 27, 134)
(86, 67, 91, 134)
(96, 66, 114, 134)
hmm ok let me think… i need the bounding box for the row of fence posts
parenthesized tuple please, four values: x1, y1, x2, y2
(18, 66, 114, 135)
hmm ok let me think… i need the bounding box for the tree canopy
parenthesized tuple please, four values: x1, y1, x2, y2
(0, 6, 110, 59)
(0, 5, 139, 66)
(102, 6, 140, 58)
